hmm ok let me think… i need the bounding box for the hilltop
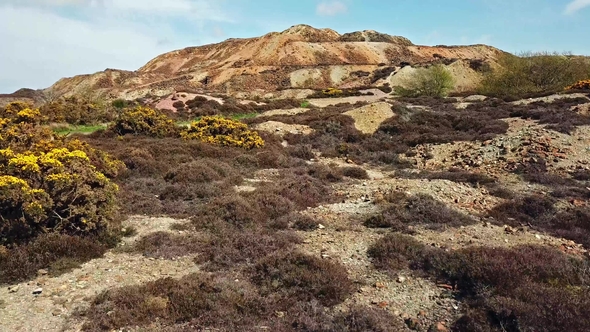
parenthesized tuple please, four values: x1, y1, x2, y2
(0, 24, 504, 105)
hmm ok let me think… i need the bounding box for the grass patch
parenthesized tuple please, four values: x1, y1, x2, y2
(52, 124, 108, 135)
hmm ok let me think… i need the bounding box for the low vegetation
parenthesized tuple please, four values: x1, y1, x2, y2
(478, 52, 590, 99)
(2, 50, 590, 331)
(181, 116, 265, 149)
(393, 64, 455, 97)
(369, 234, 590, 332)
(0, 102, 124, 284)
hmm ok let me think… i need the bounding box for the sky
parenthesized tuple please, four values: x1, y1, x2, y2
(0, 0, 588, 93)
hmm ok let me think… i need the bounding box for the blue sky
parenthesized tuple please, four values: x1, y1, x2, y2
(0, 0, 588, 93)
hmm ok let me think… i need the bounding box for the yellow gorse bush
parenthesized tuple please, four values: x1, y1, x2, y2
(181, 116, 264, 149)
(566, 79, 590, 90)
(0, 101, 124, 246)
(111, 106, 178, 138)
(322, 87, 344, 96)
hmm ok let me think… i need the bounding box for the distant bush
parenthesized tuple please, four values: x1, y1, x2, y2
(181, 116, 264, 149)
(110, 106, 178, 137)
(567, 79, 590, 90)
(479, 52, 590, 99)
(41, 96, 115, 125)
(393, 64, 455, 97)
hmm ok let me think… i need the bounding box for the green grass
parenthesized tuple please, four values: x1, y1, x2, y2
(53, 124, 108, 135)
(51, 113, 260, 134)
(300, 100, 311, 108)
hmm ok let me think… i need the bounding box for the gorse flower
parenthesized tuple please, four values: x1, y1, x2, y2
(181, 116, 264, 149)
(0, 101, 124, 245)
(566, 79, 590, 90)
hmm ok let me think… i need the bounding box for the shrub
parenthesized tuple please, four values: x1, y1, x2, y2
(82, 273, 269, 331)
(129, 232, 203, 260)
(195, 225, 299, 270)
(41, 96, 115, 125)
(0, 233, 107, 284)
(181, 116, 264, 149)
(0, 147, 120, 245)
(110, 106, 178, 138)
(0, 106, 123, 246)
(369, 235, 590, 332)
(364, 194, 476, 231)
(478, 52, 590, 98)
(341, 166, 369, 179)
(567, 79, 590, 90)
(393, 64, 455, 97)
(367, 233, 429, 272)
(251, 250, 354, 307)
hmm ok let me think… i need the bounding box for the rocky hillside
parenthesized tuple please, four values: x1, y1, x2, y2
(3, 24, 505, 104)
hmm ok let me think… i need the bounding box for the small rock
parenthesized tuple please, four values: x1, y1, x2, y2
(377, 301, 388, 308)
(37, 269, 48, 276)
(504, 225, 516, 234)
(374, 282, 386, 289)
(33, 288, 43, 295)
(397, 275, 407, 283)
(8, 285, 19, 293)
(317, 224, 326, 229)
(275, 311, 285, 318)
(535, 234, 542, 240)
(428, 322, 449, 332)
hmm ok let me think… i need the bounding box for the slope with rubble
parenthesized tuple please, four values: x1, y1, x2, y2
(1, 24, 504, 107)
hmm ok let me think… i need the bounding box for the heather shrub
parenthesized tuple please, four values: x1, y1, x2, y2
(367, 233, 429, 272)
(82, 273, 269, 331)
(364, 194, 476, 231)
(110, 106, 178, 137)
(393, 64, 455, 97)
(369, 234, 590, 332)
(251, 250, 354, 307)
(195, 225, 299, 270)
(341, 166, 369, 179)
(0, 233, 107, 284)
(181, 116, 264, 149)
(129, 232, 203, 260)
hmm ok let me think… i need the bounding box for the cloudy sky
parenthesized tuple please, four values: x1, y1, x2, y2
(0, 0, 588, 93)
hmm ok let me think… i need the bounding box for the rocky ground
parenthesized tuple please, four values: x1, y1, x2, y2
(2, 92, 589, 332)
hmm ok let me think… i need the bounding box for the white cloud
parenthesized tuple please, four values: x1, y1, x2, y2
(564, 0, 590, 14)
(0, 1, 230, 92)
(316, 1, 347, 16)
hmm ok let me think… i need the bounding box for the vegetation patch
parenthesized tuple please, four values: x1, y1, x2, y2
(181, 116, 264, 149)
(369, 234, 590, 332)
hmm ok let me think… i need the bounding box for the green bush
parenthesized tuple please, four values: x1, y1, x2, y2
(393, 64, 455, 97)
(110, 106, 178, 138)
(478, 52, 590, 99)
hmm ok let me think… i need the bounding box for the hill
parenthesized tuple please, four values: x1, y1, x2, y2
(1, 24, 505, 105)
